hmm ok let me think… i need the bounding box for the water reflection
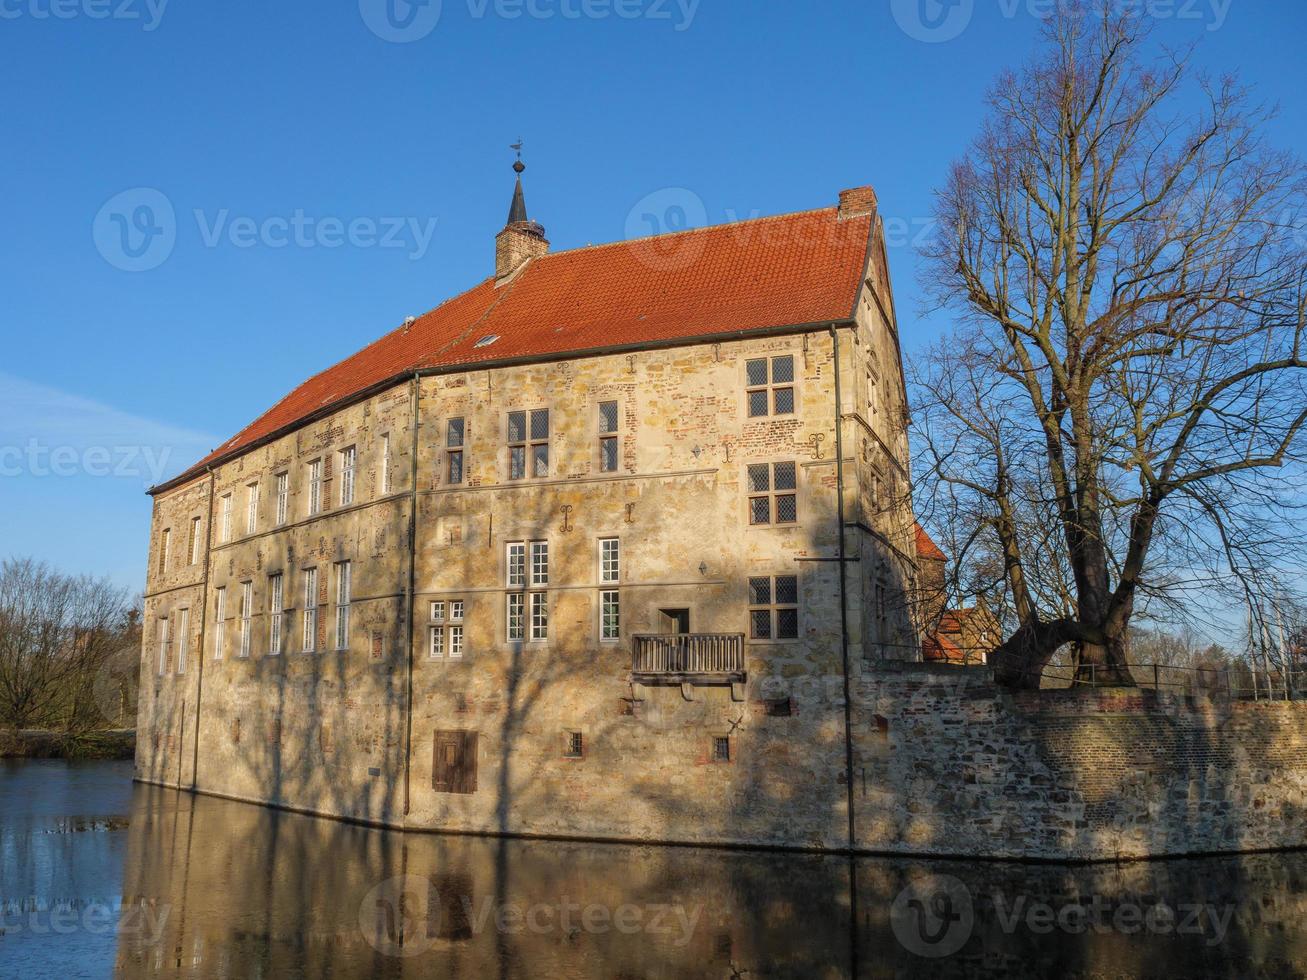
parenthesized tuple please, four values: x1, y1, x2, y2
(3, 762, 1306, 978)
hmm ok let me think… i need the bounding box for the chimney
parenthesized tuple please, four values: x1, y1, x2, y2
(496, 158, 548, 281)
(838, 185, 877, 220)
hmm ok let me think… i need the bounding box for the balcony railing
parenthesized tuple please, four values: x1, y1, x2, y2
(631, 633, 745, 682)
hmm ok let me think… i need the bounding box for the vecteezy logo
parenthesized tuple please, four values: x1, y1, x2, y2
(890, 874, 974, 958)
(359, 0, 442, 42)
(622, 187, 708, 272)
(890, 0, 974, 43)
(92, 188, 176, 272)
(359, 874, 438, 957)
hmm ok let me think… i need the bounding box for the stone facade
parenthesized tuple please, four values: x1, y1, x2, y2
(137, 278, 922, 850)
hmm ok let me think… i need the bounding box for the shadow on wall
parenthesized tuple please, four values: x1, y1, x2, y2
(112, 782, 1307, 978)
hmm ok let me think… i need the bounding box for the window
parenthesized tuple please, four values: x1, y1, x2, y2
(157, 617, 169, 675)
(213, 587, 226, 660)
(429, 599, 465, 660)
(599, 538, 620, 584)
(176, 608, 190, 674)
(748, 575, 799, 640)
(380, 433, 392, 495)
(275, 472, 289, 526)
(302, 568, 318, 652)
(267, 573, 283, 655)
(507, 542, 548, 642)
(308, 459, 323, 516)
(446, 418, 465, 484)
(246, 482, 259, 534)
(745, 355, 795, 417)
(334, 561, 351, 650)
(220, 494, 233, 543)
(867, 366, 880, 419)
(507, 409, 549, 479)
(339, 446, 356, 506)
(530, 592, 549, 641)
(598, 400, 619, 473)
(747, 461, 798, 525)
(239, 582, 253, 658)
(564, 730, 584, 759)
(506, 543, 526, 587)
(188, 517, 202, 565)
(600, 590, 620, 641)
(713, 736, 731, 763)
(530, 541, 549, 586)
(157, 528, 170, 576)
(507, 593, 525, 642)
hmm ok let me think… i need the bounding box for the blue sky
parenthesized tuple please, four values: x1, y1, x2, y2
(1, 0, 1304, 619)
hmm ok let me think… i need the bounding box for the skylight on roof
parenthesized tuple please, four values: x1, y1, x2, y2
(474, 335, 500, 349)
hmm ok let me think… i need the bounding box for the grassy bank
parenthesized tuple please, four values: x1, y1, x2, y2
(0, 728, 135, 760)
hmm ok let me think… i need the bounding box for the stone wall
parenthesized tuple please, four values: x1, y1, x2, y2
(854, 661, 1307, 859)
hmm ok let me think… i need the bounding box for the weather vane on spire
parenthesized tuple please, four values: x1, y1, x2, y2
(510, 139, 525, 173)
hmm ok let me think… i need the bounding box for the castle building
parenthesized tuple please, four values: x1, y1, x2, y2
(137, 168, 923, 850)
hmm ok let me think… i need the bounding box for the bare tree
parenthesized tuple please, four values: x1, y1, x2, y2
(0, 558, 132, 730)
(916, 11, 1307, 688)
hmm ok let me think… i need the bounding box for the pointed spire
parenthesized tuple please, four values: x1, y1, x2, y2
(507, 165, 529, 225)
(495, 146, 548, 281)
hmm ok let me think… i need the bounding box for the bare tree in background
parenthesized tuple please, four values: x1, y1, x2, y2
(915, 10, 1307, 688)
(0, 557, 132, 730)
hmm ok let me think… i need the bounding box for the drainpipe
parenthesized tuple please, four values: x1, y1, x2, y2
(402, 374, 421, 816)
(188, 466, 216, 791)
(831, 326, 855, 851)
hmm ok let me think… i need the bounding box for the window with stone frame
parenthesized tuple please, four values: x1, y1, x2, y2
(506, 542, 546, 642)
(176, 608, 190, 675)
(429, 598, 465, 660)
(748, 575, 799, 640)
(745, 355, 795, 418)
(307, 459, 323, 516)
(220, 494, 233, 543)
(446, 418, 466, 484)
(213, 587, 226, 660)
(239, 581, 253, 658)
(302, 567, 318, 652)
(268, 573, 284, 655)
(188, 517, 202, 565)
(246, 481, 260, 534)
(157, 616, 169, 675)
(507, 409, 549, 480)
(275, 472, 289, 525)
(157, 528, 170, 576)
(747, 461, 798, 525)
(339, 446, 357, 507)
(598, 400, 619, 473)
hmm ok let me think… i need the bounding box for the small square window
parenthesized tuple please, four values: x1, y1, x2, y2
(450, 601, 464, 622)
(431, 601, 446, 623)
(746, 359, 768, 387)
(564, 730, 584, 759)
(771, 356, 794, 384)
(600, 436, 618, 472)
(747, 390, 769, 418)
(774, 387, 795, 415)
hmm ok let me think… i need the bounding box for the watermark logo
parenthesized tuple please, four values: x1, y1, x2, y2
(891, 874, 974, 958)
(360, 875, 438, 957)
(359, 0, 443, 42)
(891, 0, 974, 42)
(93, 189, 440, 270)
(0, 0, 169, 31)
(623, 187, 708, 271)
(93, 188, 176, 273)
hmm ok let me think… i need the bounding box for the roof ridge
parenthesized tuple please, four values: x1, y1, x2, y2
(540, 204, 840, 259)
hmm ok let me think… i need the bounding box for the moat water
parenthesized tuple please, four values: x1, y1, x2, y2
(2, 760, 1305, 978)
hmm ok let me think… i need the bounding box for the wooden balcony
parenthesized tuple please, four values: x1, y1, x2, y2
(631, 633, 746, 685)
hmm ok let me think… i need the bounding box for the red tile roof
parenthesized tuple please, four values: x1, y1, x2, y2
(158, 200, 876, 493)
(914, 522, 947, 562)
(922, 632, 965, 662)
